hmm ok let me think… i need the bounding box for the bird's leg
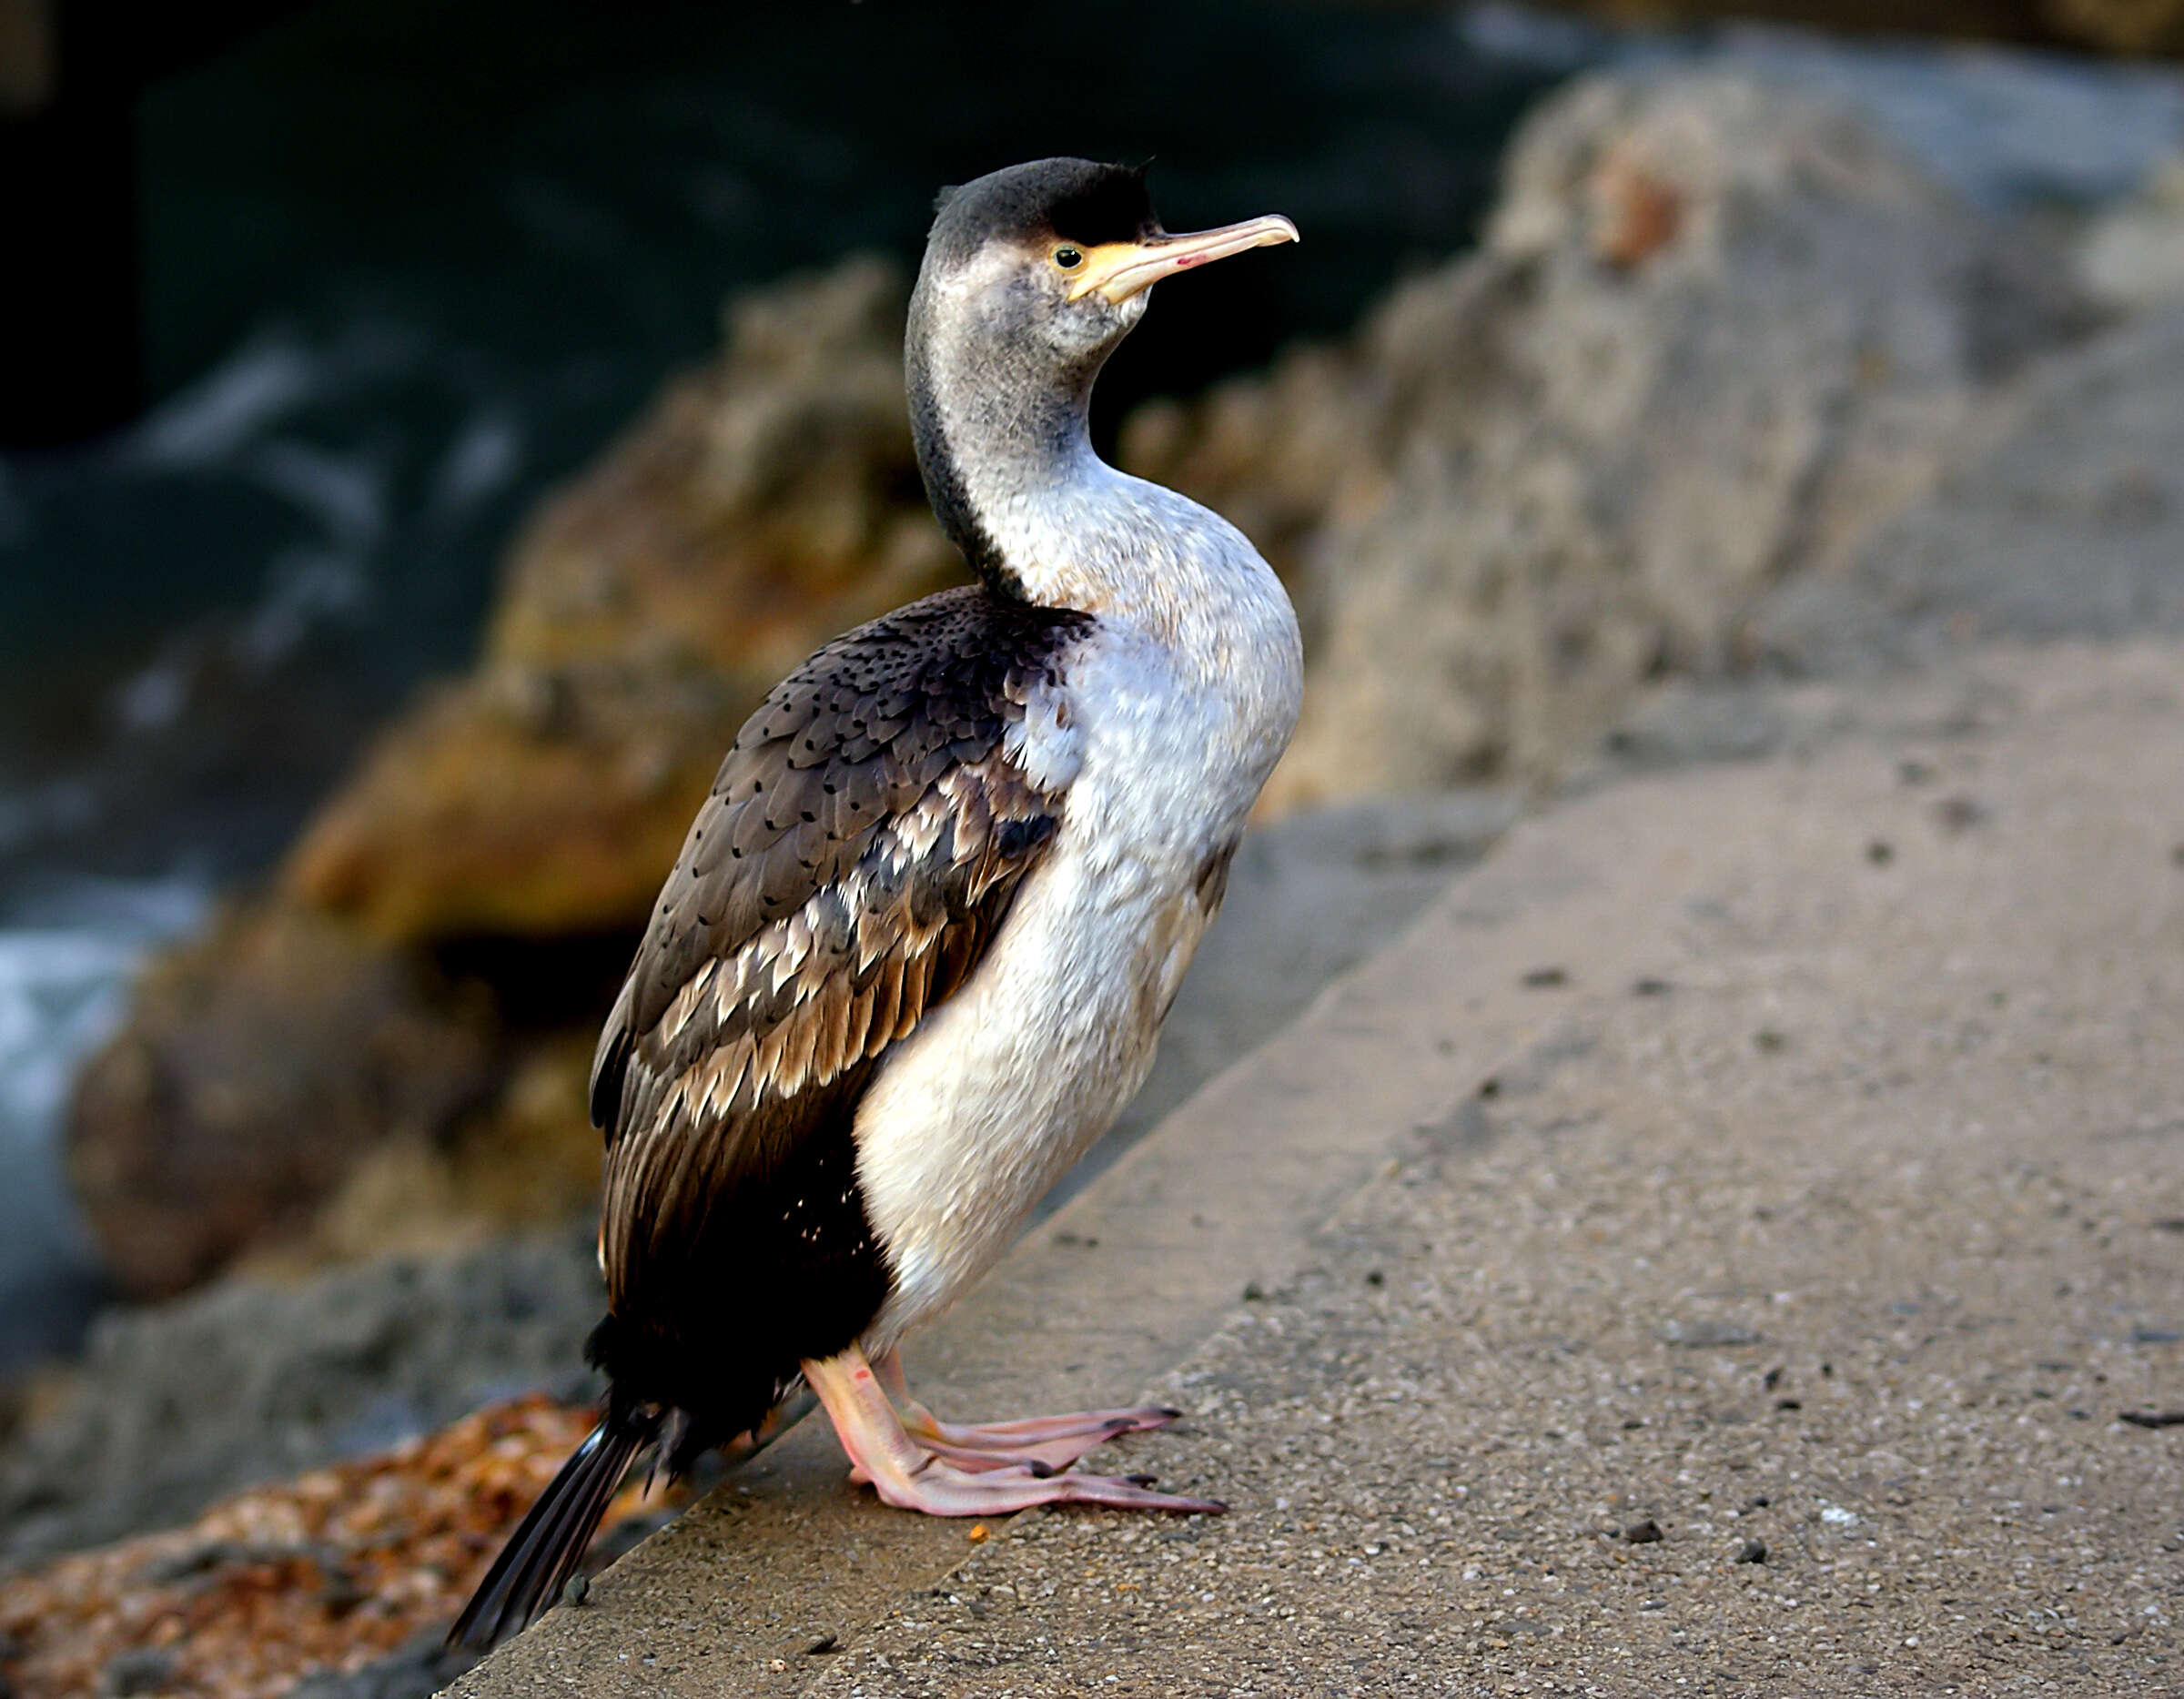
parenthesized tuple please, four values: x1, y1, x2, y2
(802, 1345, 1222, 1515)
(864, 1347, 1183, 1474)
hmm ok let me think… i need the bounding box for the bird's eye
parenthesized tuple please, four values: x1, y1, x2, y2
(1052, 246, 1084, 272)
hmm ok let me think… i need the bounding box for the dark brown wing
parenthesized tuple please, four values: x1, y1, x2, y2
(585, 587, 1088, 1412)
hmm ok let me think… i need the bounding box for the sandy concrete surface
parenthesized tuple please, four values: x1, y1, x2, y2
(458, 640, 2184, 1697)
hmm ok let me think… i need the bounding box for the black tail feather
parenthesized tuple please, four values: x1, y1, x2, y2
(446, 1402, 662, 1653)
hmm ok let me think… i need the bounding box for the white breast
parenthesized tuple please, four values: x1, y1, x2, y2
(854, 501, 1301, 1348)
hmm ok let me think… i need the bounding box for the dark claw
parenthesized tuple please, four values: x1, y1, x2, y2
(1155, 1407, 1184, 1420)
(1125, 1473, 1158, 1488)
(1026, 1460, 1057, 1479)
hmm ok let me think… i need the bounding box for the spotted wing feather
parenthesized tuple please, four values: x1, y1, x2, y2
(585, 587, 1088, 1422)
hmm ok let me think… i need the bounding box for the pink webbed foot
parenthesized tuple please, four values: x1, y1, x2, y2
(803, 1348, 1222, 1515)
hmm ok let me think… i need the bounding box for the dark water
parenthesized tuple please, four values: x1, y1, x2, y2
(0, 0, 1560, 1362)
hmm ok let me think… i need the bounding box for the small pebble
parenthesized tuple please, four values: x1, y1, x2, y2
(806, 1632, 839, 1653)
(968, 1522, 990, 1542)
(1866, 839, 1894, 865)
(561, 1573, 590, 1607)
(1623, 1518, 1663, 1544)
(1522, 966, 1569, 988)
(1735, 1537, 1768, 1564)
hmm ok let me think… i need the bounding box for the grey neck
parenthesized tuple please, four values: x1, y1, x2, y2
(905, 287, 1105, 603)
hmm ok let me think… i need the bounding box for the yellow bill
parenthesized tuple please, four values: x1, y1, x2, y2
(1066, 215, 1300, 304)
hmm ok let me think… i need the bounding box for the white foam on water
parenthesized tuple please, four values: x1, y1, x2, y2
(430, 408, 525, 515)
(0, 875, 211, 1293)
(112, 655, 193, 733)
(129, 334, 324, 469)
(237, 546, 373, 670)
(248, 438, 389, 549)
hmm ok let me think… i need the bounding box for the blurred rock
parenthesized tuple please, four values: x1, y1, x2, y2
(2041, 0, 2184, 53)
(1684, 27, 2184, 214)
(1465, 12, 2184, 216)
(2078, 154, 2184, 308)
(1127, 67, 2088, 807)
(260, 1035, 606, 1273)
(64, 904, 496, 1301)
(1751, 293, 2184, 673)
(0, 1234, 602, 1569)
(286, 254, 955, 944)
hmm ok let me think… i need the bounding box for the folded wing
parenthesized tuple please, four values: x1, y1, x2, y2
(585, 587, 1090, 1422)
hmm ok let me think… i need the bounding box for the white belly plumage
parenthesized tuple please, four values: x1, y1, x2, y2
(853, 617, 1297, 1349)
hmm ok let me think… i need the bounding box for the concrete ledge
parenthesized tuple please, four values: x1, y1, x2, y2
(455, 639, 2184, 1695)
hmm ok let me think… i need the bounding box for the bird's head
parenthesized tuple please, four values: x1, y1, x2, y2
(914, 157, 1298, 391)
